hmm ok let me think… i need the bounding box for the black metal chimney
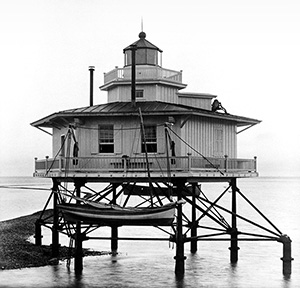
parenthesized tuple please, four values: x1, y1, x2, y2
(130, 45, 137, 107)
(89, 66, 95, 106)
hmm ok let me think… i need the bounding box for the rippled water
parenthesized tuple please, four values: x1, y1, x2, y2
(0, 177, 299, 287)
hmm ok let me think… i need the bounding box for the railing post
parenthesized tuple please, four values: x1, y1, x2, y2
(34, 157, 38, 173)
(254, 156, 257, 172)
(117, 67, 123, 79)
(45, 156, 49, 173)
(187, 153, 192, 171)
(122, 155, 128, 173)
(156, 66, 160, 79)
(179, 70, 183, 82)
(224, 155, 228, 172)
(58, 156, 62, 172)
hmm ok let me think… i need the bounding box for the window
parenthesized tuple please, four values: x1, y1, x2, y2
(142, 125, 157, 153)
(99, 125, 114, 153)
(136, 89, 144, 98)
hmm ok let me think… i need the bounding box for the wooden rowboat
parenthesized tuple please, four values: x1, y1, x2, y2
(58, 201, 177, 226)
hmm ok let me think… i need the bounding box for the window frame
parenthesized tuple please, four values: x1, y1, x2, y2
(141, 125, 157, 153)
(136, 89, 144, 98)
(98, 124, 114, 154)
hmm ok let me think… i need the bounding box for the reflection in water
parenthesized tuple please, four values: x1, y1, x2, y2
(175, 277, 185, 288)
(0, 242, 296, 288)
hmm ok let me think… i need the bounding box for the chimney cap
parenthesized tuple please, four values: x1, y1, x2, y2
(88, 66, 95, 70)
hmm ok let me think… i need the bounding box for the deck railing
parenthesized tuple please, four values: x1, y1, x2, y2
(104, 66, 183, 84)
(34, 155, 257, 176)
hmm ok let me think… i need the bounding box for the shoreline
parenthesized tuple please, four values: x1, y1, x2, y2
(0, 210, 106, 270)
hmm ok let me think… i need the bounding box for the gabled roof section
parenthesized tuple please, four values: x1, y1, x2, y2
(31, 101, 261, 129)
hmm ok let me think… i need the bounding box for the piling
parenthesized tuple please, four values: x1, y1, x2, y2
(174, 181, 186, 276)
(111, 226, 118, 254)
(229, 178, 239, 263)
(34, 219, 42, 246)
(74, 181, 84, 273)
(51, 180, 60, 257)
(190, 183, 197, 253)
(33, 176, 294, 276)
(111, 184, 118, 254)
(278, 234, 293, 275)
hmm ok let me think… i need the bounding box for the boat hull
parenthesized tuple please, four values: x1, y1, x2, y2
(58, 203, 176, 226)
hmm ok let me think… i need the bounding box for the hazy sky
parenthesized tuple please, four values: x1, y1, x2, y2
(1, 0, 299, 177)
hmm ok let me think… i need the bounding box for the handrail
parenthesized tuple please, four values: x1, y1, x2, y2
(104, 66, 183, 84)
(34, 155, 257, 175)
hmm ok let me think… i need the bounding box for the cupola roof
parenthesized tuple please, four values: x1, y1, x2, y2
(123, 31, 163, 52)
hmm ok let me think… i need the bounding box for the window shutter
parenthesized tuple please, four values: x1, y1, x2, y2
(114, 124, 122, 154)
(90, 127, 98, 154)
(157, 125, 165, 154)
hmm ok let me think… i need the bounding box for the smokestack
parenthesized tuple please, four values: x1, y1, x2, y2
(89, 66, 95, 106)
(130, 45, 136, 107)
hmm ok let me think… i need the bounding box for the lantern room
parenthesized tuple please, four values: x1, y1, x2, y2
(123, 31, 162, 67)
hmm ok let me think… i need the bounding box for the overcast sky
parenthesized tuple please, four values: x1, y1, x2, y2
(1, 0, 299, 177)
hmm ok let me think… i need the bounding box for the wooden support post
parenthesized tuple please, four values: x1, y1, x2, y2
(111, 184, 118, 254)
(229, 178, 239, 263)
(51, 179, 60, 257)
(111, 226, 118, 254)
(190, 183, 197, 253)
(174, 181, 186, 277)
(34, 219, 42, 246)
(74, 181, 83, 273)
(74, 226, 83, 274)
(278, 234, 293, 275)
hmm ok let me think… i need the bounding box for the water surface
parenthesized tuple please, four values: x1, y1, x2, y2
(0, 177, 299, 287)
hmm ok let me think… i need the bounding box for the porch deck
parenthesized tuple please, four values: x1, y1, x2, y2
(34, 155, 258, 181)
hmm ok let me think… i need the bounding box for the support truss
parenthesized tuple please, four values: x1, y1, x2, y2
(34, 177, 293, 276)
